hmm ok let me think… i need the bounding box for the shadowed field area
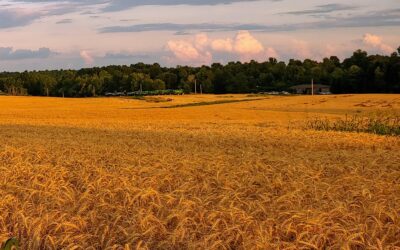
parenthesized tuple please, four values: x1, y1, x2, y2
(0, 94, 399, 249)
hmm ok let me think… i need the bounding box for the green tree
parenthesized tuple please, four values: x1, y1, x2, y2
(259, 72, 275, 91)
(159, 72, 178, 89)
(40, 74, 57, 96)
(149, 63, 162, 79)
(130, 73, 147, 92)
(142, 78, 165, 91)
(195, 68, 214, 93)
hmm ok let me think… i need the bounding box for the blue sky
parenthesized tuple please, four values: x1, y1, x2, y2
(0, 0, 399, 71)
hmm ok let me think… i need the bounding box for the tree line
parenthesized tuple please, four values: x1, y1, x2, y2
(0, 48, 399, 97)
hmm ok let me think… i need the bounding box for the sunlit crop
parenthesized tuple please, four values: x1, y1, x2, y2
(0, 94, 399, 249)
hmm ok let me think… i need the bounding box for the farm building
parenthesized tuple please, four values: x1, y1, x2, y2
(289, 84, 331, 95)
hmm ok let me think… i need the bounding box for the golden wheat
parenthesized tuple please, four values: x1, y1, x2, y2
(0, 94, 399, 249)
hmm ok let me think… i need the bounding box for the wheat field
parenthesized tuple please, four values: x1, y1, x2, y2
(0, 94, 399, 249)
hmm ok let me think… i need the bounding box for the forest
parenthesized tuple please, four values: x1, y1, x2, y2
(0, 48, 399, 97)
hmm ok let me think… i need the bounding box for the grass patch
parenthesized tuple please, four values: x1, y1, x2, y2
(125, 96, 173, 103)
(307, 114, 400, 136)
(144, 97, 173, 103)
(126, 95, 145, 100)
(164, 98, 266, 108)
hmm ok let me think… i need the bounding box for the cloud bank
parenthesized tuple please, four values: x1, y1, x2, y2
(166, 31, 278, 65)
(0, 47, 55, 60)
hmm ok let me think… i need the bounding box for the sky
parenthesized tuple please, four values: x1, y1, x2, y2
(0, 0, 399, 71)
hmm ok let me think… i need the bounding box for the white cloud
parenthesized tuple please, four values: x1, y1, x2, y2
(233, 31, 278, 62)
(166, 39, 212, 65)
(80, 50, 94, 65)
(233, 31, 264, 55)
(166, 31, 279, 64)
(167, 40, 200, 61)
(194, 33, 209, 50)
(363, 33, 382, 47)
(211, 38, 234, 52)
(363, 33, 394, 54)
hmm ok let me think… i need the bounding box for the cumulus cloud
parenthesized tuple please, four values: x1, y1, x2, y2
(166, 31, 278, 65)
(167, 40, 200, 61)
(80, 50, 94, 65)
(194, 33, 209, 50)
(363, 33, 394, 54)
(211, 38, 234, 52)
(233, 30, 278, 61)
(213, 31, 278, 61)
(166, 39, 212, 65)
(233, 31, 264, 55)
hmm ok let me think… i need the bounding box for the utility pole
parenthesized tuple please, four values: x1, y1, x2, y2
(200, 84, 203, 95)
(140, 83, 143, 94)
(311, 78, 314, 96)
(194, 79, 197, 94)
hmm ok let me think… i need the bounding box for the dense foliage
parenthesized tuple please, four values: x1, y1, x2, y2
(0, 48, 399, 97)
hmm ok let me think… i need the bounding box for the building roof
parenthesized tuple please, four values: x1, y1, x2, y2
(289, 84, 330, 89)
